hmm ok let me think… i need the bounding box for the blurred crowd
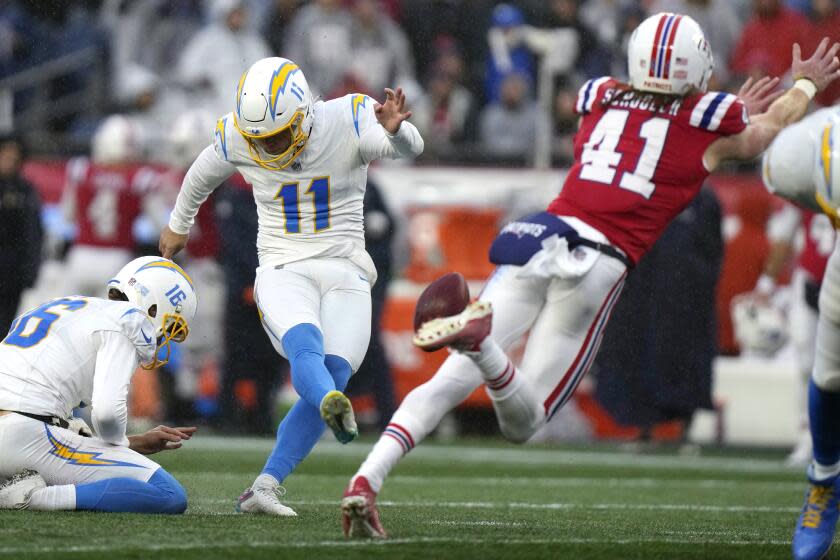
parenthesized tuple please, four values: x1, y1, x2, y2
(1, 0, 838, 441)
(3, 0, 840, 165)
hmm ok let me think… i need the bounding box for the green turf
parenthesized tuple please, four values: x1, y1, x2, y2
(0, 436, 816, 559)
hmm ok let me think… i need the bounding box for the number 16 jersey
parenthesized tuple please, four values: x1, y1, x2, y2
(549, 77, 748, 265)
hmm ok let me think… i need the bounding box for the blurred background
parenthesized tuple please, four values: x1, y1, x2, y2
(0, 0, 835, 460)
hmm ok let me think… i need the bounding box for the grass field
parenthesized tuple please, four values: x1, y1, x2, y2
(0, 436, 816, 559)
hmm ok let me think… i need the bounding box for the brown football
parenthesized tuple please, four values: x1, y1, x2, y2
(413, 272, 471, 331)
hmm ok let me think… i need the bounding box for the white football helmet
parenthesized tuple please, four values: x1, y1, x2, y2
(233, 57, 313, 170)
(627, 13, 713, 96)
(108, 256, 198, 369)
(814, 119, 840, 227)
(92, 115, 141, 165)
(168, 109, 216, 169)
(731, 295, 788, 356)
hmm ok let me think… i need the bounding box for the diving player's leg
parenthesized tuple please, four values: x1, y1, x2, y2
(479, 256, 627, 442)
(793, 243, 840, 560)
(342, 266, 542, 538)
(0, 414, 184, 514)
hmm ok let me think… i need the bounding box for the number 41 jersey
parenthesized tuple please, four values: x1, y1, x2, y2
(549, 77, 748, 265)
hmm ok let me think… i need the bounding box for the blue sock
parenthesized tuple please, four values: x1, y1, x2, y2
(260, 355, 353, 483)
(809, 378, 840, 468)
(261, 398, 325, 483)
(282, 323, 335, 409)
(324, 354, 352, 391)
(75, 468, 187, 514)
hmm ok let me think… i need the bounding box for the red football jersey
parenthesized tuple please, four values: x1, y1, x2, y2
(798, 210, 835, 282)
(548, 77, 748, 264)
(68, 159, 159, 249)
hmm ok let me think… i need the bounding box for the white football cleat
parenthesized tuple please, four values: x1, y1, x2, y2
(413, 300, 493, 352)
(0, 469, 45, 510)
(236, 475, 297, 516)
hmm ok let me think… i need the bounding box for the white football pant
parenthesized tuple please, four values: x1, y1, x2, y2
(0, 413, 159, 485)
(388, 251, 627, 444)
(254, 257, 372, 372)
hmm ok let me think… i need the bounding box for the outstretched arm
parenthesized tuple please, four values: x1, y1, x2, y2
(160, 145, 236, 259)
(359, 87, 424, 163)
(705, 39, 840, 171)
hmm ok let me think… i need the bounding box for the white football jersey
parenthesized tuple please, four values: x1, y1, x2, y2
(763, 107, 840, 210)
(0, 297, 156, 435)
(169, 93, 424, 283)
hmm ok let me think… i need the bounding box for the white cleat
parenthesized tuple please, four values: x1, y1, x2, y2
(0, 469, 45, 510)
(236, 475, 297, 516)
(413, 300, 493, 352)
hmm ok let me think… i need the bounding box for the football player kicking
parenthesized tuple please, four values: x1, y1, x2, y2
(158, 57, 423, 516)
(758, 108, 840, 560)
(341, 12, 840, 538)
(0, 256, 197, 514)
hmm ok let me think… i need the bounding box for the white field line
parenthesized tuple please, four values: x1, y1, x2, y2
(0, 536, 792, 555)
(431, 520, 526, 527)
(189, 498, 800, 514)
(185, 436, 798, 474)
(186, 472, 804, 491)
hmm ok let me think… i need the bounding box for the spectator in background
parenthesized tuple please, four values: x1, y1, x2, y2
(283, 0, 352, 97)
(806, 0, 840, 106)
(0, 1, 44, 78)
(0, 133, 41, 331)
(478, 72, 538, 163)
(730, 0, 809, 80)
(485, 3, 535, 104)
(413, 44, 476, 161)
(344, 0, 417, 95)
(552, 87, 578, 165)
(579, 0, 637, 58)
(176, 0, 270, 116)
(542, 0, 611, 80)
(264, 0, 303, 56)
(649, 0, 743, 88)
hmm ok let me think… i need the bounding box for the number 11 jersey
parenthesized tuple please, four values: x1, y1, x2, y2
(549, 77, 748, 265)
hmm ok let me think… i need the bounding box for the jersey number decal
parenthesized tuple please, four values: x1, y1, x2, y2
(579, 109, 670, 199)
(87, 189, 118, 238)
(3, 298, 87, 348)
(275, 177, 330, 233)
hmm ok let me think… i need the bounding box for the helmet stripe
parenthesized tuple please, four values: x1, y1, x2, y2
(137, 260, 194, 290)
(662, 15, 683, 79)
(268, 62, 300, 120)
(648, 14, 669, 78)
(655, 15, 675, 79)
(822, 124, 834, 199)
